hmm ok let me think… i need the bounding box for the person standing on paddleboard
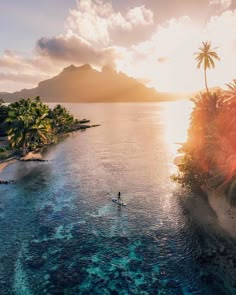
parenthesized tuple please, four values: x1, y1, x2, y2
(117, 192, 121, 203)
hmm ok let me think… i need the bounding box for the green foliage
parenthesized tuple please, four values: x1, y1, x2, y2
(4, 97, 77, 155)
(6, 97, 52, 153)
(195, 41, 220, 93)
(0, 147, 6, 153)
(0, 100, 8, 123)
(0, 99, 9, 136)
(173, 84, 236, 190)
(49, 104, 74, 134)
(172, 154, 209, 190)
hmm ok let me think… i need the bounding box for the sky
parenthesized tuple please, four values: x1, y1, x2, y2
(0, 0, 236, 93)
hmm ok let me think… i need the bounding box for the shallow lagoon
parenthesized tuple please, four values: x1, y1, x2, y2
(0, 102, 231, 294)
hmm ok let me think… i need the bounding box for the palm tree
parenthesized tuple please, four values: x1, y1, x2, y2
(195, 41, 220, 94)
(185, 91, 229, 174)
(0, 99, 8, 136)
(49, 104, 74, 133)
(224, 79, 236, 104)
(6, 98, 52, 154)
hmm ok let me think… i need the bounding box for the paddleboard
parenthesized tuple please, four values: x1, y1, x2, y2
(112, 199, 127, 206)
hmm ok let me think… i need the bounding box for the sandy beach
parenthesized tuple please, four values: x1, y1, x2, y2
(0, 159, 17, 174)
(0, 152, 44, 176)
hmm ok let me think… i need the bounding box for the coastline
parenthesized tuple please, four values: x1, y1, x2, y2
(204, 186, 236, 239)
(175, 157, 236, 240)
(0, 113, 99, 178)
(182, 184, 236, 294)
(0, 158, 17, 174)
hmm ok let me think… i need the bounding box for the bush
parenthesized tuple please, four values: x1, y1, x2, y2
(172, 154, 209, 191)
(0, 147, 6, 153)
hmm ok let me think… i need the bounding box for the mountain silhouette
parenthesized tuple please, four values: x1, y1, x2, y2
(0, 64, 182, 102)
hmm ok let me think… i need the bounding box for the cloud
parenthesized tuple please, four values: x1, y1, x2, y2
(205, 9, 236, 82)
(209, 0, 232, 12)
(0, 72, 46, 84)
(115, 16, 203, 92)
(116, 11, 236, 92)
(157, 57, 168, 63)
(0, 50, 26, 70)
(0, 50, 59, 92)
(1, 1, 236, 93)
(36, 30, 123, 68)
(0, 1, 155, 91)
(65, 0, 154, 45)
(0, 49, 58, 73)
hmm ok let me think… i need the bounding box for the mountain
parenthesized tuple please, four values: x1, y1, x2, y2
(0, 65, 185, 102)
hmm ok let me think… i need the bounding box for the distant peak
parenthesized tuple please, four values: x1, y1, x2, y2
(79, 64, 92, 71)
(63, 65, 77, 72)
(102, 65, 116, 73)
(62, 64, 93, 74)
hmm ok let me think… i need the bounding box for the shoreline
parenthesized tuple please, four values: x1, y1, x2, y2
(175, 157, 236, 240)
(0, 117, 99, 177)
(206, 187, 236, 239)
(0, 158, 17, 174)
(0, 150, 48, 176)
(183, 185, 236, 294)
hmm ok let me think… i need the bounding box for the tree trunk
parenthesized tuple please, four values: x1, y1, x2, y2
(204, 68, 209, 95)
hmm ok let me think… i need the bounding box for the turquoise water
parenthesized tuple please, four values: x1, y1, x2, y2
(0, 102, 231, 294)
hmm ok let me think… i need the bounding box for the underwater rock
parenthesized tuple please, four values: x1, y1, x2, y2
(129, 260, 141, 271)
(51, 267, 87, 288)
(40, 204, 54, 215)
(151, 279, 161, 289)
(0, 179, 14, 184)
(138, 283, 149, 291)
(71, 225, 81, 237)
(136, 273, 142, 279)
(26, 256, 45, 269)
(79, 245, 94, 256)
(135, 245, 145, 255)
(219, 246, 226, 254)
(29, 239, 51, 256)
(110, 290, 119, 295)
(200, 274, 214, 285)
(39, 225, 56, 237)
(59, 250, 71, 260)
(166, 279, 181, 289)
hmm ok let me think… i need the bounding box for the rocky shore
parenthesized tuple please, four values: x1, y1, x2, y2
(201, 177, 236, 240)
(180, 191, 236, 294)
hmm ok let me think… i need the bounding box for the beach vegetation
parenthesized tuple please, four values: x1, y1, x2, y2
(174, 83, 236, 190)
(49, 104, 74, 134)
(0, 97, 79, 156)
(195, 41, 220, 94)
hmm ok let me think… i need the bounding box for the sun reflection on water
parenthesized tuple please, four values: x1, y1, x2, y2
(161, 100, 193, 152)
(159, 100, 193, 175)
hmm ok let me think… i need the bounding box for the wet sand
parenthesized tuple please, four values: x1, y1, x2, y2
(0, 159, 17, 174)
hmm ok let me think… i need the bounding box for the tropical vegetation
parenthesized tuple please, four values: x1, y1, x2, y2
(0, 97, 80, 156)
(0, 99, 9, 136)
(174, 42, 236, 194)
(173, 84, 236, 192)
(195, 41, 220, 94)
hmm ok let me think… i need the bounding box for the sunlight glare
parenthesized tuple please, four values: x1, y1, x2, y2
(161, 100, 193, 156)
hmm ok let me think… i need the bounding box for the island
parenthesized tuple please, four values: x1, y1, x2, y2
(0, 64, 187, 103)
(172, 42, 236, 237)
(173, 80, 236, 239)
(0, 97, 98, 181)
